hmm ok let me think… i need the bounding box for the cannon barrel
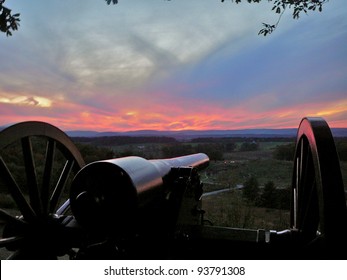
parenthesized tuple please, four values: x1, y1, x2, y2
(70, 153, 209, 234)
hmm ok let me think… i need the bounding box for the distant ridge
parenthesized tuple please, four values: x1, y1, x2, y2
(65, 128, 347, 140)
(1, 125, 346, 139)
(65, 128, 296, 139)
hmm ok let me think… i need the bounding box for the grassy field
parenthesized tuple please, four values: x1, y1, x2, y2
(200, 143, 293, 231)
(202, 190, 290, 230)
(200, 140, 347, 231)
(1, 138, 346, 259)
(202, 159, 293, 191)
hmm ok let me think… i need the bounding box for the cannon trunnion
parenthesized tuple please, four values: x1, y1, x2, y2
(0, 118, 346, 259)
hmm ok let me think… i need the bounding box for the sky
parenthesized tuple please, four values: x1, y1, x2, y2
(1, 0, 346, 131)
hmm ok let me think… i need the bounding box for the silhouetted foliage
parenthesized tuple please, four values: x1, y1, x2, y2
(75, 143, 114, 164)
(273, 143, 295, 161)
(1, 0, 329, 37)
(336, 139, 347, 161)
(258, 23, 277, 36)
(240, 141, 259, 152)
(276, 187, 291, 210)
(113, 0, 329, 36)
(260, 185, 291, 210)
(0, 0, 20, 36)
(162, 144, 195, 158)
(225, 142, 237, 152)
(105, 0, 118, 4)
(191, 138, 237, 152)
(195, 143, 224, 160)
(72, 136, 177, 146)
(114, 148, 142, 158)
(223, 0, 328, 36)
(161, 142, 224, 160)
(259, 181, 277, 208)
(242, 176, 260, 202)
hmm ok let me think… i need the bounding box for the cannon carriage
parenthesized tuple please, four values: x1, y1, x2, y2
(0, 117, 346, 259)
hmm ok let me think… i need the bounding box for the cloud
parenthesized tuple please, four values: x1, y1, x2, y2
(1, 0, 346, 131)
(0, 95, 52, 107)
(151, 3, 347, 112)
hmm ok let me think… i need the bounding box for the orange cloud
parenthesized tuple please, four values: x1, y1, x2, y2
(1, 93, 346, 132)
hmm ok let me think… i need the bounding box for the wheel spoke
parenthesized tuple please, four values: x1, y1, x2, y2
(56, 199, 70, 215)
(297, 141, 319, 238)
(0, 157, 36, 222)
(297, 140, 304, 226)
(293, 156, 299, 229)
(298, 141, 308, 228)
(301, 178, 319, 237)
(293, 138, 305, 229)
(296, 138, 309, 228)
(49, 160, 74, 213)
(0, 236, 24, 248)
(0, 209, 27, 226)
(21, 137, 41, 215)
(7, 250, 22, 260)
(41, 139, 56, 215)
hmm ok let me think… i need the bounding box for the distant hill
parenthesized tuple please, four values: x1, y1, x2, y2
(1, 125, 346, 140)
(332, 128, 347, 137)
(65, 129, 296, 139)
(65, 128, 347, 140)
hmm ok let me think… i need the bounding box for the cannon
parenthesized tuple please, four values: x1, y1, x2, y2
(0, 117, 346, 259)
(70, 153, 208, 232)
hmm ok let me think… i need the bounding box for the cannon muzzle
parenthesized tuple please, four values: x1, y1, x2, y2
(70, 153, 209, 235)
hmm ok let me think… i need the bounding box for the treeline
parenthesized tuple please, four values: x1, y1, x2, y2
(72, 136, 177, 146)
(73, 136, 347, 162)
(75, 143, 115, 164)
(273, 138, 347, 161)
(162, 143, 224, 161)
(191, 137, 294, 143)
(336, 139, 347, 161)
(161, 140, 261, 160)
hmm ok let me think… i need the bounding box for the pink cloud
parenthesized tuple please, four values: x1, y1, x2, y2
(1, 90, 346, 131)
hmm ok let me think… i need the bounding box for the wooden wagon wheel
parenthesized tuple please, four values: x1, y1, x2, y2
(291, 117, 347, 255)
(0, 121, 85, 259)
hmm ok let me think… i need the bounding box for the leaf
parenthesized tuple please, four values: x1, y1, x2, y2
(258, 22, 276, 36)
(105, 0, 117, 4)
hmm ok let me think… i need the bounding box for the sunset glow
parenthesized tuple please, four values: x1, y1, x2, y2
(1, 1, 346, 132)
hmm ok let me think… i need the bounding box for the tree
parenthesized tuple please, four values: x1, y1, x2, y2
(259, 181, 277, 208)
(162, 144, 195, 158)
(242, 176, 260, 203)
(240, 141, 259, 152)
(1, 0, 329, 37)
(195, 143, 224, 160)
(225, 142, 237, 152)
(75, 143, 114, 164)
(273, 143, 295, 161)
(336, 140, 347, 161)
